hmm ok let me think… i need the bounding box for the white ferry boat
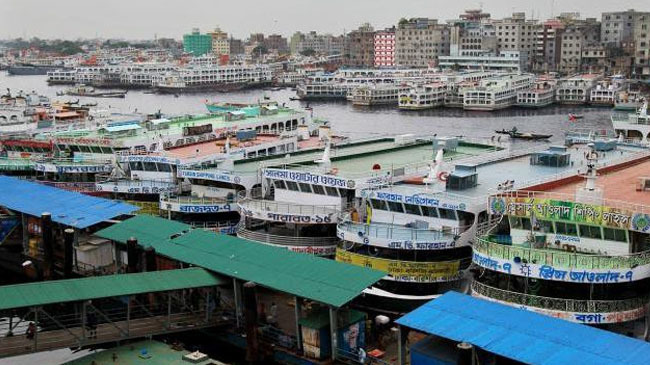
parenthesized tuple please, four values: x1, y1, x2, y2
(614, 90, 645, 111)
(590, 78, 627, 106)
(351, 84, 411, 106)
(556, 74, 603, 105)
(154, 64, 272, 93)
(516, 78, 555, 108)
(474, 143, 650, 332)
(398, 83, 447, 110)
(611, 102, 650, 143)
(463, 73, 535, 111)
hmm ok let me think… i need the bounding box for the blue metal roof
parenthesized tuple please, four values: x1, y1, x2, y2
(396, 292, 650, 365)
(0, 176, 138, 229)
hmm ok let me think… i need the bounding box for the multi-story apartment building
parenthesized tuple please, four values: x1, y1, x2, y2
(344, 23, 375, 67)
(634, 13, 650, 79)
(395, 18, 450, 68)
(559, 19, 601, 74)
(183, 28, 212, 56)
(601, 10, 640, 45)
(265, 34, 289, 54)
(449, 9, 496, 57)
(229, 39, 244, 55)
(208, 27, 229, 57)
(290, 32, 343, 56)
(491, 12, 539, 71)
(533, 19, 564, 73)
(374, 27, 395, 67)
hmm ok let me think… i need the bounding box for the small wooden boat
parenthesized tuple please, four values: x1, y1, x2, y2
(496, 127, 552, 141)
(568, 113, 584, 121)
(289, 97, 300, 101)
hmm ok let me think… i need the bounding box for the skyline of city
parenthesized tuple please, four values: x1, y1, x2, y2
(2, 0, 650, 40)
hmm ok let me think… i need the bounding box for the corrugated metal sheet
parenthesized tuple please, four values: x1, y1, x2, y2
(0, 268, 223, 310)
(396, 292, 650, 365)
(95, 215, 191, 248)
(0, 176, 138, 229)
(159, 229, 385, 308)
(98, 216, 384, 307)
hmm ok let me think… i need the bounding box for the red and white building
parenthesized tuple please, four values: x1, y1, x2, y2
(374, 28, 395, 67)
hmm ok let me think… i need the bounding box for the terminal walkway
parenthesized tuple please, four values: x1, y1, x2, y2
(0, 268, 227, 358)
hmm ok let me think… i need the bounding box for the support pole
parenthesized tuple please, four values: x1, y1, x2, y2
(126, 296, 131, 336)
(63, 228, 74, 278)
(126, 237, 139, 273)
(81, 301, 86, 341)
(233, 278, 243, 328)
(294, 296, 303, 353)
(329, 306, 338, 361)
(457, 342, 473, 365)
(397, 326, 409, 365)
(205, 290, 211, 323)
(33, 308, 39, 352)
(243, 282, 259, 364)
(167, 292, 172, 329)
(41, 212, 53, 279)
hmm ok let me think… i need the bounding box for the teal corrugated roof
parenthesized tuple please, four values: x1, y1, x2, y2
(95, 215, 191, 248)
(0, 268, 223, 310)
(397, 292, 650, 365)
(95, 216, 384, 307)
(156, 229, 385, 307)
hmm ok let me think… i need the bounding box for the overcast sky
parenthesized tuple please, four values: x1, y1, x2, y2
(1, 0, 649, 40)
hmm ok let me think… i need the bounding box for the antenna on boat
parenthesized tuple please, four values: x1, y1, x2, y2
(220, 135, 235, 171)
(576, 142, 603, 205)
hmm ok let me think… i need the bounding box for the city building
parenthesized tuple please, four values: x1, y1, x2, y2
(265, 34, 289, 54)
(533, 19, 565, 73)
(374, 27, 395, 67)
(290, 32, 343, 56)
(491, 12, 539, 71)
(344, 23, 376, 67)
(229, 38, 244, 55)
(601, 10, 642, 45)
(183, 28, 212, 56)
(395, 18, 450, 68)
(449, 10, 496, 57)
(559, 19, 601, 74)
(208, 27, 229, 57)
(634, 13, 650, 79)
(439, 50, 526, 72)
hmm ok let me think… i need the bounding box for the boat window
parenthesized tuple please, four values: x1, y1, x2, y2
(312, 184, 326, 195)
(298, 183, 312, 193)
(555, 222, 578, 236)
(285, 181, 299, 191)
(535, 220, 554, 233)
(90, 146, 102, 154)
(438, 208, 457, 220)
(371, 199, 387, 210)
(421, 206, 439, 218)
(143, 162, 158, 171)
(325, 186, 339, 197)
(79, 145, 92, 153)
(387, 201, 404, 213)
(157, 163, 172, 172)
(404, 203, 422, 215)
(579, 225, 602, 239)
(273, 180, 287, 190)
(520, 217, 532, 231)
(99, 147, 112, 154)
(603, 228, 627, 242)
(129, 161, 144, 171)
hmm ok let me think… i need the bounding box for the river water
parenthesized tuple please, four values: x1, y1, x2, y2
(0, 72, 616, 145)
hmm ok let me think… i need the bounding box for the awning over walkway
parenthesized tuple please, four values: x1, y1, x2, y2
(96, 216, 385, 308)
(94, 214, 191, 248)
(0, 176, 138, 229)
(396, 292, 650, 365)
(0, 268, 224, 310)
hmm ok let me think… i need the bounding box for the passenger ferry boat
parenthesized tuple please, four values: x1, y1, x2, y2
(154, 64, 272, 93)
(611, 102, 650, 143)
(398, 83, 447, 110)
(556, 74, 603, 105)
(351, 84, 411, 106)
(474, 142, 650, 333)
(463, 73, 535, 111)
(615, 90, 645, 111)
(590, 78, 627, 106)
(516, 78, 555, 108)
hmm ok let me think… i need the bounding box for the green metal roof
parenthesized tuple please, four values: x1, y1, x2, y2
(0, 268, 223, 310)
(95, 215, 191, 248)
(154, 229, 385, 308)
